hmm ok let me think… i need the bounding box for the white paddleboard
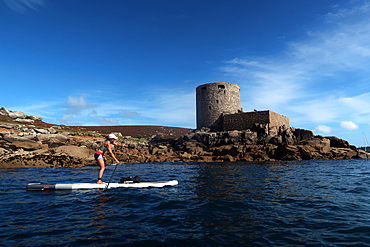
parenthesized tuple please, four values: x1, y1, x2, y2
(26, 180, 178, 191)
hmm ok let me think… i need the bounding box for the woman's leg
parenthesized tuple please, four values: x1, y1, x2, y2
(97, 158, 105, 184)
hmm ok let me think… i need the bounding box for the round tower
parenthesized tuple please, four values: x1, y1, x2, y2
(196, 82, 241, 130)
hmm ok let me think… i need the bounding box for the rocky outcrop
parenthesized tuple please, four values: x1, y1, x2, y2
(0, 123, 103, 168)
(0, 107, 42, 124)
(145, 127, 370, 162)
(0, 114, 368, 169)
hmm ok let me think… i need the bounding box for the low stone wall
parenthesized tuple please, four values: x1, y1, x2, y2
(222, 110, 290, 134)
(268, 111, 290, 135)
(223, 111, 269, 131)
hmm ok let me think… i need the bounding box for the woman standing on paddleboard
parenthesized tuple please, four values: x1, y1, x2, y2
(95, 133, 127, 184)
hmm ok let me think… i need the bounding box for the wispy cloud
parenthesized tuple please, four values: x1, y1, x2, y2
(3, 0, 46, 13)
(58, 114, 73, 125)
(10, 103, 58, 119)
(220, 1, 370, 132)
(120, 110, 140, 118)
(60, 95, 97, 115)
(325, 1, 370, 20)
(96, 116, 118, 126)
(58, 95, 98, 125)
(139, 88, 195, 127)
(54, 88, 195, 128)
(222, 58, 305, 110)
(288, 97, 341, 124)
(85, 110, 118, 126)
(338, 93, 370, 123)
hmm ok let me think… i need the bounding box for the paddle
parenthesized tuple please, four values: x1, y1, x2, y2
(106, 146, 127, 189)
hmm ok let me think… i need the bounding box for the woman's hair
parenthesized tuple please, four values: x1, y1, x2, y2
(106, 135, 109, 140)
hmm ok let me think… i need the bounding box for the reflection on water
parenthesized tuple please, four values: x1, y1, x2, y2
(92, 190, 114, 229)
(195, 161, 312, 201)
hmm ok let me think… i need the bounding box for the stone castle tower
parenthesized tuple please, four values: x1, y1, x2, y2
(196, 82, 241, 129)
(196, 82, 290, 133)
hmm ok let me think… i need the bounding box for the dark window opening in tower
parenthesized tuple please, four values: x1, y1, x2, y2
(209, 106, 212, 110)
(216, 100, 219, 104)
(218, 85, 225, 90)
(202, 87, 206, 90)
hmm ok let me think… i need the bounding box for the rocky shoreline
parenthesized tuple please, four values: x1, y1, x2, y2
(146, 126, 370, 162)
(0, 107, 368, 169)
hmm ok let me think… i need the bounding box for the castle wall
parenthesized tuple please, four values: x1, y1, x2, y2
(196, 82, 241, 129)
(222, 111, 270, 131)
(222, 110, 290, 134)
(268, 111, 290, 134)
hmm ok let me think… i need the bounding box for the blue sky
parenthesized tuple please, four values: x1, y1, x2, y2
(1, 0, 370, 147)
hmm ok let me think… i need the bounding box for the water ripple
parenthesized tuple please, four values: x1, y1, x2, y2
(1, 159, 370, 246)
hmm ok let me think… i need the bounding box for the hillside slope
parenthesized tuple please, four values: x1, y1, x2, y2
(0, 115, 193, 139)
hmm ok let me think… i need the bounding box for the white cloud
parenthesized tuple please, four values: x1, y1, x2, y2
(315, 125, 333, 134)
(60, 95, 97, 115)
(340, 121, 359, 131)
(3, 0, 45, 13)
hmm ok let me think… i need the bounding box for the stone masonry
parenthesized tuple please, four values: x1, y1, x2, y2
(196, 82, 241, 129)
(222, 110, 290, 135)
(196, 82, 290, 134)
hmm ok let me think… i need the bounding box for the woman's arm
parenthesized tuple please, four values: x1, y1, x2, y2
(112, 141, 128, 148)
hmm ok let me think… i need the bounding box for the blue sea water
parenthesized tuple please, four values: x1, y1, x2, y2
(1, 159, 370, 246)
